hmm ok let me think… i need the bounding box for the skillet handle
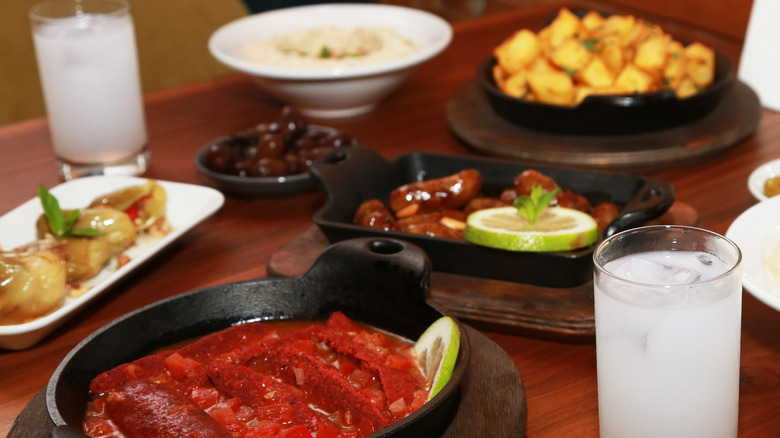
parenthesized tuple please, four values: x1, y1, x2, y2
(603, 178, 676, 237)
(303, 237, 439, 338)
(309, 145, 392, 206)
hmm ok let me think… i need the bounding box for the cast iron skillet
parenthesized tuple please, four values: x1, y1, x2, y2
(46, 238, 470, 438)
(478, 51, 734, 135)
(310, 145, 675, 287)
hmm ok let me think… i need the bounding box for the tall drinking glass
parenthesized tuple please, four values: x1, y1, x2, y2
(593, 225, 742, 438)
(30, 0, 148, 180)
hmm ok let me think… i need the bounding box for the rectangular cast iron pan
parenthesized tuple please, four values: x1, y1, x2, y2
(310, 146, 675, 288)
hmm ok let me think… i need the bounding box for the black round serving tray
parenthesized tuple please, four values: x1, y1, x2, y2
(477, 50, 734, 135)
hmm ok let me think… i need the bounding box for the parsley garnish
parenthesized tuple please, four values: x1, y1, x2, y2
(38, 185, 102, 237)
(513, 185, 560, 225)
(561, 67, 578, 77)
(582, 38, 601, 53)
(320, 46, 331, 58)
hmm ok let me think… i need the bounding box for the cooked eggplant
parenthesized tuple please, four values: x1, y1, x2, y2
(88, 180, 167, 231)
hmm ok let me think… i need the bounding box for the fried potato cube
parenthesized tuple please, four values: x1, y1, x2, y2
(527, 57, 556, 72)
(614, 63, 654, 93)
(494, 29, 540, 74)
(600, 43, 625, 73)
(581, 11, 604, 32)
(547, 8, 582, 48)
(578, 56, 615, 87)
(550, 39, 592, 73)
(526, 69, 574, 105)
(685, 42, 715, 86)
(501, 71, 531, 99)
(675, 77, 700, 98)
(634, 35, 670, 74)
(601, 15, 637, 44)
(493, 64, 509, 88)
(663, 41, 687, 89)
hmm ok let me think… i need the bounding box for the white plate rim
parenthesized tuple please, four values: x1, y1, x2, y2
(0, 176, 225, 349)
(747, 158, 780, 202)
(726, 195, 780, 311)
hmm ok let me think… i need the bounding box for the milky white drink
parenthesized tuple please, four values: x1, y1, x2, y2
(31, 0, 147, 176)
(595, 247, 742, 438)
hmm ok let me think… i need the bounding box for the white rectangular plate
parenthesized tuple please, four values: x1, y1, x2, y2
(0, 176, 225, 350)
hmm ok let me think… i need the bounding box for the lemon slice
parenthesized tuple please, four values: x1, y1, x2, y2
(464, 206, 599, 252)
(414, 316, 460, 400)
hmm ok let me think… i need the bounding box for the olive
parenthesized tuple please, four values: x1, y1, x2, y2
(257, 133, 286, 159)
(232, 159, 254, 177)
(203, 143, 235, 173)
(322, 132, 354, 148)
(250, 157, 288, 177)
(280, 105, 308, 140)
(294, 136, 318, 151)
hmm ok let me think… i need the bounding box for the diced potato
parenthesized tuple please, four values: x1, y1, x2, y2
(527, 57, 556, 72)
(675, 77, 700, 98)
(501, 72, 531, 98)
(578, 56, 615, 87)
(601, 15, 637, 43)
(548, 8, 582, 48)
(685, 42, 715, 86)
(494, 29, 541, 74)
(493, 64, 509, 88)
(634, 35, 670, 74)
(600, 43, 625, 73)
(527, 69, 574, 105)
(550, 39, 592, 73)
(581, 11, 605, 33)
(663, 41, 687, 89)
(615, 63, 655, 93)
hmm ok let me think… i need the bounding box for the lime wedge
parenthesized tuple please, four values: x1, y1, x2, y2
(463, 206, 599, 252)
(414, 316, 460, 400)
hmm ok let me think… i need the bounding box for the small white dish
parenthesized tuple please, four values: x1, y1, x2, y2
(208, 4, 452, 118)
(747, 158, 780, 201)
(0, 176, 225, 350)
(726, 195, 780, 312)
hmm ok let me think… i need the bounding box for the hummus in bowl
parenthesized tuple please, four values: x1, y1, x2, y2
(241, 27, 420, 69)
(208, 4, 452, 118)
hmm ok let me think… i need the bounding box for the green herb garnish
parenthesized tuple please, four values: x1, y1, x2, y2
(513, 185, 560, 225)
(320, 46, 331, 58)
(561, 67, 578, 77)
(582, 38, 602, 53)
(38, 185, 102, 237)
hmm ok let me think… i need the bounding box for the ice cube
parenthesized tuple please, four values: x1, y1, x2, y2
(625, 256, 702, 285)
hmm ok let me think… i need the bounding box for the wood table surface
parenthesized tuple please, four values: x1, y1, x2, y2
(3, 3, 780, 437)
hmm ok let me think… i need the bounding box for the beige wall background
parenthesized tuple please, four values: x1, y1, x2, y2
(0, 0, 248, 127)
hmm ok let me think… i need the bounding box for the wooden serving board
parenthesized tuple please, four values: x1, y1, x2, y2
(268, 203, 699, 344)
(447, 81, 761, 173)
(9, 327, 527, 438)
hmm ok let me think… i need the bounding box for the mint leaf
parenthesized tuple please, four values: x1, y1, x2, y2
(513, 185, 560, 225)
(38, 185, 103, 238)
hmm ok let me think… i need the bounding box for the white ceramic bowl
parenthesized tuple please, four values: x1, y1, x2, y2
(748, 158, 780, 201)
(208, 4, 452, 118)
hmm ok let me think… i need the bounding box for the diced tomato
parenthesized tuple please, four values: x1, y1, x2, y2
(384, 354, 411, 371)
(190, 387, 219, 409)
(245, 421, 282, 438)
(236, 404, 257, 422)
(164, 352, 202, 381)
(124, 364, 138, 380)
(281, 425, 313, 438)
(315, 422, 340, 438)
(87, 398, 106, 415)
(210, 406, 240, 426)
(411, 389, 428, 411)
(295, 339, 316, 354)
(83, 417, 115, 436)
(338, 360, 357, 377)
(257, 403, 294, 424)
(348, 368, 372, 389)
(124, 202, 139, 223)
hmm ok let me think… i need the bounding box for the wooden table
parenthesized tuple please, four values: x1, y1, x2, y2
(3, 3, 780, 437)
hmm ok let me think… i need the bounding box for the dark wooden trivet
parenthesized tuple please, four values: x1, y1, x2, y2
(268, 203, 699, 344)
(447, 80, 761, 173)
(9, 327, 527, 438)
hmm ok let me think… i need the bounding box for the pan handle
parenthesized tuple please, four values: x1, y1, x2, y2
(51, 425, 87, 437)
(303, 237, 440, 337)
(603, 178, 676, 237)
(309, 145, 392, 206)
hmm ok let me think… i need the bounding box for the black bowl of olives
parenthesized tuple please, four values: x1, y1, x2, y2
(195, 106, 355, 196)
